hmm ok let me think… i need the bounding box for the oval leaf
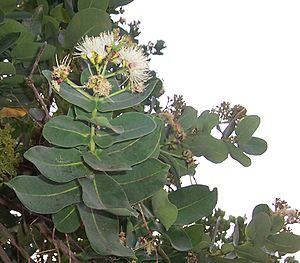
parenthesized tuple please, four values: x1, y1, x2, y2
(98, 78, 159, 112)
(225, 141, 251, 167)
(78, 0, 109, 10)
(235, 115, 260, 144)
(94, 112, 157, 148)
(169, 185, 218, 225)
(152, 189, 178, 230)
(266, 232, 300, 253)
(63, 8, 111, 48)
(52, 205, 81, 233)
(7, 176, 81, 214)
(43, 115, 90, 147)
(78, 173, 136, 216)
(165, 225, 192, 251)
(178, 106, 198, 131)
(238, 137, 267, 155)
(24, 146, 93, 183)
(78, 204, 134, 257)
(113, 158, 170, 204)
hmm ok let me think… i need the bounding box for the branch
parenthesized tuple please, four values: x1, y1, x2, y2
(0, 223, 35, 263)
(25, 41, 51, 122)
(0, 245, 13, 263)
(35, 221, 81, 263)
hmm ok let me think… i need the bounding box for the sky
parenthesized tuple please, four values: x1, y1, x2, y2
(124, 0, 300, 250)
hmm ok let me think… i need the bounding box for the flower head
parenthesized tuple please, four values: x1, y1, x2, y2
(51, 55, 72, 91)
(86, 75, 112, 97)
(74, 32, 114, 64)
(118, 45, 150, 92)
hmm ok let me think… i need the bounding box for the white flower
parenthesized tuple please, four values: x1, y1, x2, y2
(118, 46, 150, 91)
(74, 32, 114, 63)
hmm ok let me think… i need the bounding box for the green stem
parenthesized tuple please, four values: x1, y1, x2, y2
(104, 69, 126, 78)
(90, 108, 97, 153)
(101, 86, 129, 100)
(160, 149, 184, 159)
(101, 61, 108, 76)
(65, 79, 93, 100)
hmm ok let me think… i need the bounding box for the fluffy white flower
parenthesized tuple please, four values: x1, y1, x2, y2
(74, 32, 114, 63)
(118, 46, 150, 91)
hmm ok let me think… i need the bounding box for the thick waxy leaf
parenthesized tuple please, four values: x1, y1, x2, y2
(113, 159, 169, 204)
(184, 224, 204, 248)
(98, 78, 160, 112)
(25, 146, 93, 183)
(109, 0, 134, 8)
(78, 0, 109, 10)
(238, 137, 267, 155)
(265, 232, 300, 253)
(152, 189, 178, 230)
(169, 185, 218, 225)
(52, 205, 81, 233)
(235, 115, 260, 144)
(236, 243, 268, 263)
(0, 32, 20, 55)
(63, 8, 111, 48)
(245, 212, 271, 246)
(183, 134, 228, 163)
(100, 118, 162, 166)
(7, 176, 81, 214)
(195, 110, 219, 134)
(82, 151, 132, 171)
(91, 116, 123, 134)
(225, 141, 251, 167)
(252, 204, 272, 217)
(178, 106, 198, 130)
(42, 70, 97, 112)
(78, 205, 134, 257)
(94, 112, 157, 148)
(78, 173, 136, 216)
(270, 215, 284, 234)
(43, 115, 90, 147)
(11, 42, 56, 62)
(165, 225, 193, 251)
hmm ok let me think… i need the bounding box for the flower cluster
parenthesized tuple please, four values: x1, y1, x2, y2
(51, 30, 151, 97)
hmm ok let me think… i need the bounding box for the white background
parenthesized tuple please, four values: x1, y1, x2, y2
(124, 0, 300, 258)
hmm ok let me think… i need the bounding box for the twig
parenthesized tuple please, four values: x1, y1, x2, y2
(138, 203, 159, 263)
(25, 41, 51, 122)
(0, 223, 35, 263)
(0, 245, 13, 263)
(35, 221, 81, 263)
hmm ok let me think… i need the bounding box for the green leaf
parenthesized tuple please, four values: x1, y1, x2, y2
(98, 78, 160, 112)
(78, 0, 109, 10)
(165, 225, 193, 251)
(11, 42, 56, 62)
(225, 141, 251, 167)
(43, 115, 90, 147)
(265, 232, 300, 253)
(195, 110, 219, 134)
(183, 134, 228, 163)
(0, 19, 34, 44)
(63, 8, 111, 48)
(100, 118, 162, 166)
(184, 224, 204, 248)
(245, 212, 271, 246)
(0, 62, 15, 75)
(270, 215, 284, 234)
(0, 0, 16, 13)
(152, 189, 178, 230)
(238, 137, 267, 155)
(91, 116, 123, 134)
(78, 173, 136, 216)
(7, 176, 81, 214)
(177, 106, 198, 131)
(0, 32, 20, 55)
(49, 3, 69, 23)
(42, 70, 97, 112)
(52, 205, 81, 233)
(235, 243, 268, 263)
(94, 112, 157, 148)
(252, 204, 272, 217)
(169, 185, 218, 225)
(24, 146, 93, 183)
(113, 159, 169, 204)
(78, 204, 134, 257)
(82, 150, 132, 171)
(235, 115, 260, 144)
